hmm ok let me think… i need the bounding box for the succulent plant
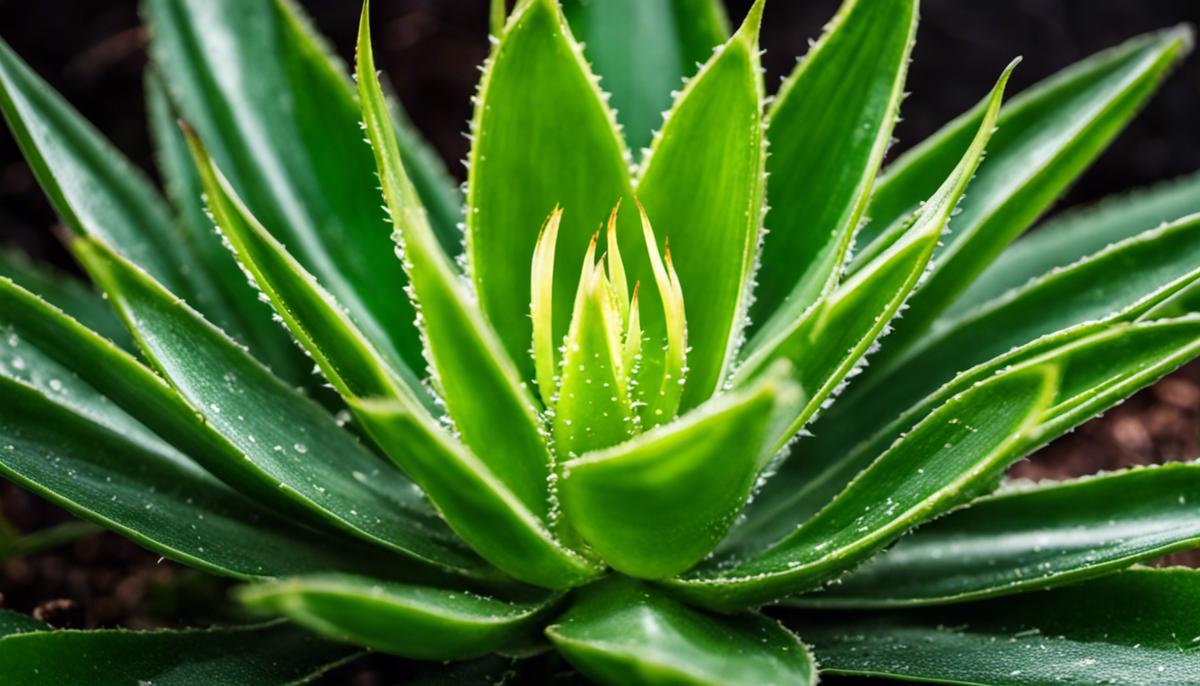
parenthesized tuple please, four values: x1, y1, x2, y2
(2, 0, 1200, 682)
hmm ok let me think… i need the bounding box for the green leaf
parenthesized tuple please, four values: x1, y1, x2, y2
(562, 0, 729, 153)
(0, 621, 357, 685)
(796, 463, 1200, 608)
(0, 521, 100, 563)
(358, 11, 553, 518)
(144, 0, 444, 381)
(238, 574, 557, 660)
(948, 171, 1200, 320)
(669, 364, 1059, 611)
(635, 1, 766, 410)
(350, 396, 602, 589)
(468, 0, 635, 378)
(856, 27, 1192, 353)
(0, 251, 130, 349)
(788, 568, 1200, 685)
(0, 611, 45, 638)
(559, 367, 799, 579)
(735, 318, 1200, 557)
(739, 63, 1014, 449)
(68, 238, 487, 579)
(749, 0, 917, 336)
(547, 578, 816, 686)
(145, 70, 309, 385)
(0, 375, 435, 582)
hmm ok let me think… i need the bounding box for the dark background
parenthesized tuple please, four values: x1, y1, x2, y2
(1, 0, 1199, 673)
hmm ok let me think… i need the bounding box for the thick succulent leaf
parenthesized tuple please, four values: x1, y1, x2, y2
(358, 13, 553, 517)
(749, 0, 917, 335)
(0, 611, 45, 638)
(950, 172, 1200, 319)
(559, 368, 799, 579)
(0, 621, 357, 686)
(468, 0, 635, 377)
(789, 568, 1200, 685)
(635, 2, 765, 409)
(737, 317, 1200, 558)
(670, 365, 1058, 611)
(856, 27, 1191, 352)
(351, 396, 602, 590)
(740, 64, 1013, 448)
(239, 574, 556, 660)
(562, 0, 729, 153)
(798, 463, 1200, 608)
(0, 250, 129, 348)
(547, 578, 816, 686)
(0, 374, 433, 582)
(0, 35, 227, 325)
(144, 0, 447, 380)
(145, 71, 309, 384)
(69, 238, 486, 578)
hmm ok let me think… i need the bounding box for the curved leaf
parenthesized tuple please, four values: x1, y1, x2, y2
(789, 568, 1200, 686)
(750, 0, 917, 335)
(0, 621, 357, 686)
(562, 0, 729, 153)
(238, 574, 556, 660)
(0, 611, 45, 638)
(547, 578, 815, 686)
(670, 365, 1058, 611)
(0, 251, 129, 349)
(559, 367, 799, 579)
(635, 1, 765, 409)
(468, 0, 635, 377)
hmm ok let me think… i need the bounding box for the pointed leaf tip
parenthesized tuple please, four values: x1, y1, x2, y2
(734, 0, 767, 47)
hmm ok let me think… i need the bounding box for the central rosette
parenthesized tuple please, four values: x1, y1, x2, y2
(530, 202, 688, 457)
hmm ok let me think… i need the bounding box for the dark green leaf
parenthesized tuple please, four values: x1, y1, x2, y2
(0, 621, 358, 685)
(635, 1, 766, 409)
(239, 574, 556, 660)
(547, 578, 815, 686)
(0, 251, 129, 349)
(789, 568, 1200, 685)
(0, 611, 46, 638)
(750, 0, 917, 335)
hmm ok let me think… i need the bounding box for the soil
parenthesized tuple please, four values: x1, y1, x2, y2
(1, 0, 1199, 678)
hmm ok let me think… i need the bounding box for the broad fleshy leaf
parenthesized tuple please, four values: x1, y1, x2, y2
(559, 367, 799, 579)
(750, 0, 917, 335)
(0, 621, 357, 686)
(855, 27, 1192, 352)
(547, 578, 816, 686)
(468, 0, 635, 377)
(789, 568, 1200, 685)
(635, 1, 765, 409)
(670, 365, 1058, 611)
(239, 574, 556, 660)
(562, 0, 729, 153)
(0, 251, 129, 349)
(69, 238, 485, 578)
(798, 463, 1200, 607)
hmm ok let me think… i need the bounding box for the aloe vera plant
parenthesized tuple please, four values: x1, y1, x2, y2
(2, 0, 1200, 682)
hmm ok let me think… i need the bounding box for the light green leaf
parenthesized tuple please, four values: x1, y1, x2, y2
(562, 0, 729, 153)
(949, 172, 1200, 319)
(670, 365, 1058, 611)
(0, 251, 129, 349)
(739, 63, 1014, 449)
(358, 11, 553, 518)
(559, 367, 799, 579)
(856, 27, 1192, 353)
(730, 318, 1200, 559)
(0, 375, 434, 582)
(789, 568, 1200, 685)
(547, 578, 816, 686)
(0, 621, 357, 686)
(635, 1, 766, 409)
(468, 0, 635, 378)
(749, 0, 917, 336)
(144, 0, 449, 380)
(797, 463, 1200, 608)
(350, 396, 603, 589)
(68, 238, 486, 578)
(238, 574, 556, 660)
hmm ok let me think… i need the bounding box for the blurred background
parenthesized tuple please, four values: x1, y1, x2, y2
(1, 0, 1199, 642)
